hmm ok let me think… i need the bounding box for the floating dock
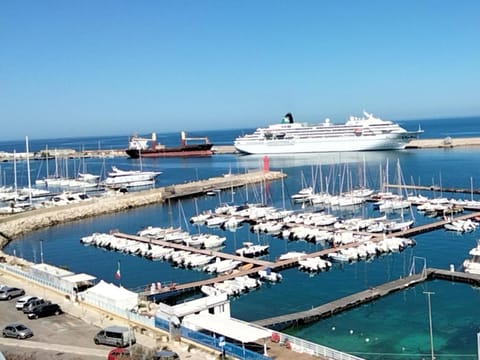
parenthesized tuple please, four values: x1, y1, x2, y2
(119, 210, 480, 301)
(254, 268, 480, 329)
(386, 183, 480, 196)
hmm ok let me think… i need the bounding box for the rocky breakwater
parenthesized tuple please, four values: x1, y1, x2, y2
(0, 189, 166, 248)
(0, 170, 285, 249)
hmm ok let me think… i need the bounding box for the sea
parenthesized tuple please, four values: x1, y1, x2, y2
(2, 116, 480, 360)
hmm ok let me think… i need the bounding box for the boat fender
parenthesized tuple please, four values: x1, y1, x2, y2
(271, 332, 280, 343)
(284, 339, 291, 350)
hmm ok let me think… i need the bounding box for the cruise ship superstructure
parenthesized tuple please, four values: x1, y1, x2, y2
(234, 112, 423, 154)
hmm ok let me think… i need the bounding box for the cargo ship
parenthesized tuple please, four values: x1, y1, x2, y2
(126, 131, 213, 158)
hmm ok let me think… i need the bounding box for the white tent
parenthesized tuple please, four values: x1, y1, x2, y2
(81, 280, 138, 309)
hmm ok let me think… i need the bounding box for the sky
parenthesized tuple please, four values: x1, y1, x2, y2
(1, 0, 479, 140)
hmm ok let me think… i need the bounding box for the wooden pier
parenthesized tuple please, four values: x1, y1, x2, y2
(254, 268, 480, 329)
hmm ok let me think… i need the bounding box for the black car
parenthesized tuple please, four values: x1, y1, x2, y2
(22, 298, 51, 313)
(27, 303, 62, 319)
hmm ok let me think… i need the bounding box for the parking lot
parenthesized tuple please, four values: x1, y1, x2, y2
(0, 290, 110, 359)
(0, 271, 218, 360)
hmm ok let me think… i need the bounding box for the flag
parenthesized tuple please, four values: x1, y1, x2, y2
(115, 261, 121, 280)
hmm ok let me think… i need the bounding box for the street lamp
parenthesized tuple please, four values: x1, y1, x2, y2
(40, 239, 44, 264)
(424, 291, 435, 360)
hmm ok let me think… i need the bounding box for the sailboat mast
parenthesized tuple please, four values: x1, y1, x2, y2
(25, 136, 32, 204)
(471, 177, 474, 202)
(45, 145, 49, 179)
(13, 150, 17, 194)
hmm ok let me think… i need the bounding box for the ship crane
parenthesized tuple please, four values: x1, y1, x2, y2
(181, 131, 210, 146)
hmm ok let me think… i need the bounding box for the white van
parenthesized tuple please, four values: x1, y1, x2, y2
(93, 325, 136, 347)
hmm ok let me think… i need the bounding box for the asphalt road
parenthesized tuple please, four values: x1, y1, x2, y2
(0, 292, 112, 359)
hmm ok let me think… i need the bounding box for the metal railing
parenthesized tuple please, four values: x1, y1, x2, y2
(272, 332, 365, 360)
(0, 263, 75, 296)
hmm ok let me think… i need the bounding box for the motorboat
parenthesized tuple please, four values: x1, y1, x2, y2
(102, 166, 161, 188)
(235, 242, 270, 257)
(257, 268, 283, 282)
(463, 241, 480, 275)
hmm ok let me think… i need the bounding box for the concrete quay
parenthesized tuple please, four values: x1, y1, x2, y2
(0, 170, 285, 248)
(406, 137, 480, 149)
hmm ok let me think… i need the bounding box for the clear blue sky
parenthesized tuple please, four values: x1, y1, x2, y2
(1, 0, 479, 140)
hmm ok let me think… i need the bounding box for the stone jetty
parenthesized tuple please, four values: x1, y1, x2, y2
(0, 170, 285, 248)
(406, 137, 480, 148)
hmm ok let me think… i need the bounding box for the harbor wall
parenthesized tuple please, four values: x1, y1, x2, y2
(2, 136, 480, 162)
(406, 137, 480, 148)
(0, 170, 285, 248)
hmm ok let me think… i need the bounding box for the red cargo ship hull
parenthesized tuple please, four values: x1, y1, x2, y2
(126, 143, 213, 158)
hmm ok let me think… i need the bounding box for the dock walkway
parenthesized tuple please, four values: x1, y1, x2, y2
(254, 271, 426, 329)
(254, 267, 480, 329)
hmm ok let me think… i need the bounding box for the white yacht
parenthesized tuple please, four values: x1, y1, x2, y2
(103, 166, 161, 188)
(463, 241, 480, 275)
(234, 111, 422, 154)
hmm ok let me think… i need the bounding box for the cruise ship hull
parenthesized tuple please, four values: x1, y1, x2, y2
(234, 111, 423, 155)
(234, 133, 418, 154)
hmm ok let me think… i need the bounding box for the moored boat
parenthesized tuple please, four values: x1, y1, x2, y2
(103, 166, 161, 188)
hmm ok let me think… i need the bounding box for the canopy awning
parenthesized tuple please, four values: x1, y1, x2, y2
(184, 313, 271, 343)
(62, 273, 96, 283)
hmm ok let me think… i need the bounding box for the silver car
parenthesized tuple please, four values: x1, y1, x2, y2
(2, 323, 34, 339)
(0, 287, 25, 300)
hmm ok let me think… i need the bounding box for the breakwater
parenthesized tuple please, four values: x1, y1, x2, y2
(406, 137, 480, 148)
(0, 170, 285, 248)
(2, 136, 480, 162)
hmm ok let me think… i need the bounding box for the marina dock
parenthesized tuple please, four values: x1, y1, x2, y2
(254, 268, 480, 329)
(386, 183, 480, 196)
(118, 210, 480, 301)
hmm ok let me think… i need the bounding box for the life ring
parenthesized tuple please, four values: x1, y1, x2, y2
(271, 332, 280, 343)
(284, 339, 291, 350)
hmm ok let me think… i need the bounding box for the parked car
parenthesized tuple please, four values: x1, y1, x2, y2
(107, 347, 130, 360)
(15, 296, 39, 310)
(0, 286, 25, 300)
(27, 303, 62, 319)
(2, 323, 34, 339)
(22, 298, 50, 313)
(152, 350, 180, 360)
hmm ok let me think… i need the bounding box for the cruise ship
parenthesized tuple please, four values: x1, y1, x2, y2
(234, 111, 423, 154)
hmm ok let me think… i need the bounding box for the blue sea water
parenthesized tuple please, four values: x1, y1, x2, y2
(2, 115, 480, 359)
